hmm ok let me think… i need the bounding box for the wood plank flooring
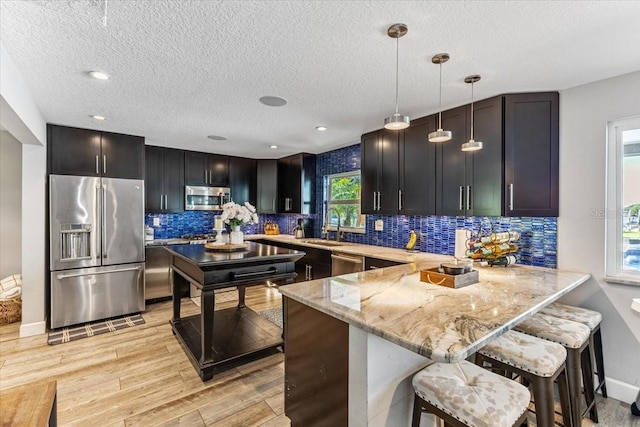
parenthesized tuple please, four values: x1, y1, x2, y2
(1, 285, 638, 426)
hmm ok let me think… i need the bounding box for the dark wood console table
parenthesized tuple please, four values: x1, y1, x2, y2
(165, 242, 303, 381)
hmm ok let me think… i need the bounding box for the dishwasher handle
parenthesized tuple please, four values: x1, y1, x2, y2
(331, 254, 363, 264)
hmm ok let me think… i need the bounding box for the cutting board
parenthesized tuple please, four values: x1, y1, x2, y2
(204, 242, 249, 252)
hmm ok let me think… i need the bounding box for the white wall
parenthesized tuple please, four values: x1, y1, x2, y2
(558, 70, 640, 403)
(0, 131, 22, 278)
(0, 42, 47, 336)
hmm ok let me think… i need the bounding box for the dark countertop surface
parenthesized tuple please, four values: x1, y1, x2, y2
(165, 241, 305, 267)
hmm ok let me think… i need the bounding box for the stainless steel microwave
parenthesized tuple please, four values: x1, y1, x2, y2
(185, 186, 231, 211)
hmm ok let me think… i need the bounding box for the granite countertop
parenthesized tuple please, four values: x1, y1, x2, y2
(278, 255, 590, 363)
(164, 241, 304, 267)
(244, 233, 448, 264)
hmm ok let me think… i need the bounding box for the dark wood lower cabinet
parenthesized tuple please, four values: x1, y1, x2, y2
(284, 297, 348, 427)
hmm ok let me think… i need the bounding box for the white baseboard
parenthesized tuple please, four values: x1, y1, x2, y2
(19, 320, 46, 337)
(599, 375, 640, 404)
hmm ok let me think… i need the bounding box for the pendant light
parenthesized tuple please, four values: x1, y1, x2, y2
(461, 75, 483, 152)
(384, 23, 410, 130)
(428, 53, 452, 142)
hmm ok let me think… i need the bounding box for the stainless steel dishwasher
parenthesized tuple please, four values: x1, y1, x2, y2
(145, 241, 189, 300)
(331, 252, 364, 276)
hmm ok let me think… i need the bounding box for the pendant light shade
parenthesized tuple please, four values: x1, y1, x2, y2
(428, 53, 452, 142)
(384, 24, 410, 130)
(461, 75, 483, 152)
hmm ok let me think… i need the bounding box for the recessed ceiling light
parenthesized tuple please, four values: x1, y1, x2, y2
(90, 115, 106, 120)
(207, 135, 227, 141)
(269, 145, 278, 149)
(88, 71, 110, 80)
(259, 96, 287, 107)
(316, 126, 328, 131)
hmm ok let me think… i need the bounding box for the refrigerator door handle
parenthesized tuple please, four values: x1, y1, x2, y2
(56, 265, 142, 280)
(102, 183, 107, 259)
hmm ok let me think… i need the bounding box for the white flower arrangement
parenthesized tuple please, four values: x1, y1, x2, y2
(220, 201, 259, 228)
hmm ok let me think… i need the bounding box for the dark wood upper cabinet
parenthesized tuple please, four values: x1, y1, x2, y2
(185, 151, 229, 186)
(467, 96, 503, 217)
(48, 124, 144, 179)
(436, 105, 469, 216)
(257, 159, 278, 214)
(435, 97, 504, 217)
(145, 146, 184, 213)
(360, 129, 400, 214)
(277, 153, 316, 214)
(229, 156, 257, 206)
(100, 132, 145, 180)
(360, 131, 380, 214)
(400, 115, 437, 215)
(504, 92, 559, 217)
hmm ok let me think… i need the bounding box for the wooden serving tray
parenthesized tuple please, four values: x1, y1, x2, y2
(420, 268, 479, 289)
(204, 242, 249, 252)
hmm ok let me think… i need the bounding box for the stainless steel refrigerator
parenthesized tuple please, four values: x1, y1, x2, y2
(49, 174, 145, 329)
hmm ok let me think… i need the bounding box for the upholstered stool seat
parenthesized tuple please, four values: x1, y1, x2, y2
(412, 359, 530, 427)
(541, 302, 607, 399)
(477, 330, 572, 427)
(516, 313, 595, 426)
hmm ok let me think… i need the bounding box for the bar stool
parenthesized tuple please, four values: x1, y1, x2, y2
(515, 313, 595, 426)
(412, 360, 530, 427)
(476, 330, 573, 427)
(540, 302, 607, 399)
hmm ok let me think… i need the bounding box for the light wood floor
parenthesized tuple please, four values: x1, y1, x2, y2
(1, 285, 638, 427)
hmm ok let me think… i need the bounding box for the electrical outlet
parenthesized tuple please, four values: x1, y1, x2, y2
(153, 217, 160, 227)
(374, 220, 384, 231)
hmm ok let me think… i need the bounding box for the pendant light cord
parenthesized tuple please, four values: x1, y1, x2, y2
(470, 82, 474, 139)
(394, 31, 399, 115)
(438, 61, 443, 128)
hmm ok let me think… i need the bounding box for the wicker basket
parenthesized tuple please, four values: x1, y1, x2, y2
(0, 296, 22, 325)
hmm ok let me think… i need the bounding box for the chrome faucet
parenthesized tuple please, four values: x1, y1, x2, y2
(322, 207, 342, 242)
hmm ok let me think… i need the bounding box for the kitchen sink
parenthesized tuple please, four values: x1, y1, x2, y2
(300, 239, 344, 247)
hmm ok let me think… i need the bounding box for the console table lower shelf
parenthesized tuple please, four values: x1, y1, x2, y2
(170, 307, 283, 381)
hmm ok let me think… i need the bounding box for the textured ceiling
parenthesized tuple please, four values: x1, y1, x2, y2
(1, 1, 639, 158)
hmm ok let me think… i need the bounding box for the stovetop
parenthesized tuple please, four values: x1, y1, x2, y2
(181, 233, 217, 241)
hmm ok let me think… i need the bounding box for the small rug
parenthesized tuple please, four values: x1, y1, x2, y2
(190, 289, 238, 307)
(258, 307, 283, 329)
(47, 314, 145, 345)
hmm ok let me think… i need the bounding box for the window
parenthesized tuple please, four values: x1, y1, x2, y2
(605, 115, 640, 284)
(324, 171, 366, 233)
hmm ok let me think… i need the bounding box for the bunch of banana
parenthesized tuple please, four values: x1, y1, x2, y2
(405, 230, 417, 251)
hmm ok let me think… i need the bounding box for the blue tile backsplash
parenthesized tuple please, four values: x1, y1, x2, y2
(146, 142, 558, 268)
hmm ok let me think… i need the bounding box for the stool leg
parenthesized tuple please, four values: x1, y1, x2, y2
(531, 377, 555, 427)
(566, 348, 582, 427)
(558, 370, 573, 427)
(412, 394, 423, 427)
(593, 327, 607, 398)
(581, 343, 598, 423)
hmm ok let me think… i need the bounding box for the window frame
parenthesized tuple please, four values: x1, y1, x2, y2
(604, 115, 640, 285)
(324, 170, 366, 234)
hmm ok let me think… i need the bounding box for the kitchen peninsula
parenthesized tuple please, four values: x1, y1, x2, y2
(278, 256, 590, 426)
(165, 242, 303, 381)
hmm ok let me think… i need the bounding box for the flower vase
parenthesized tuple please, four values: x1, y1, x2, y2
(229, 226, 244, 244)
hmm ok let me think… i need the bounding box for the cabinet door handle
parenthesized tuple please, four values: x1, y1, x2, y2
(308, 265, 312, 280)
(459, 186, 464, 211)
(509, 184, 514, 210)
(95, 155, 99, 174)
(373, 192, 377, 210)
(209, 170, 213, 184)
(377, 192, 381, 211)
(272, 198, 275, 212)
(103, 155, 107, 175)
(398, 190, 403, 210)
(164, 195, 168, 210)
(160, 195, 164, 210)
(204, 170, 208, 184)
(466, 186, 471, 211)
